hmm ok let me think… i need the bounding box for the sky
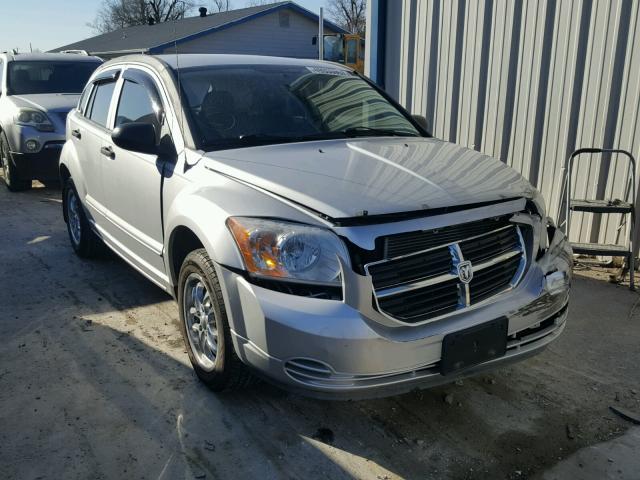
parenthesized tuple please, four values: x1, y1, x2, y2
(0, 0, 327, 52)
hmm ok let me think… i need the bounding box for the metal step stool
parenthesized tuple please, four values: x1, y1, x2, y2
(563, 147, 636, 290)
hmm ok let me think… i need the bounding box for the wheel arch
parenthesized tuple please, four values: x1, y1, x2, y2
(59, 164, 72, 222)
(167, 225, 206, 295)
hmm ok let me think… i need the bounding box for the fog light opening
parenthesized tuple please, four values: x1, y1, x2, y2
(25, 139, 40, 152)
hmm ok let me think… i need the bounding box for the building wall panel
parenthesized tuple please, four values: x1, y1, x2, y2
(375, 0, 640, 249)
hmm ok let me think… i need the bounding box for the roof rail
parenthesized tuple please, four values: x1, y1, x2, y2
(60, 49, 89, 55)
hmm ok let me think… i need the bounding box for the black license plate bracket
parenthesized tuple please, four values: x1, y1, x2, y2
(440, 317, 508, 375)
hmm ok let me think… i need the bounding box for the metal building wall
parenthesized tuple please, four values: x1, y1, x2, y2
(370, 0, 640, 248)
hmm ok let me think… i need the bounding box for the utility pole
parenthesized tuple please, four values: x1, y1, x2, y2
(318, 7, 324, 61)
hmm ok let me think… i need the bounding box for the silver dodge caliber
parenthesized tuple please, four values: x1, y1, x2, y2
(60, 54, 572, 399)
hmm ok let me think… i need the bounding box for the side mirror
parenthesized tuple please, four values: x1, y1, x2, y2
(111, 122, 157, 155)
(412, 114, 431, 133)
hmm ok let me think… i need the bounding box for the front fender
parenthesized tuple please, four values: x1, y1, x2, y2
(164, 192, 245, 287)
(163, 171, 327, 288)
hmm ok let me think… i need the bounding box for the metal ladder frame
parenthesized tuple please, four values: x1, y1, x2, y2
(564, 147, 636, 290)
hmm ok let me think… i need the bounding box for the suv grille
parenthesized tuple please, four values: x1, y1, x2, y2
(366, 220, 527, 324)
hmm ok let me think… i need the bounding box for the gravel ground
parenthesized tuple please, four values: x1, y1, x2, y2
(1, 180, 639, 480)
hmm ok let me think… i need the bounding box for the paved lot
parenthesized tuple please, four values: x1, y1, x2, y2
(1, 181, 640, 480)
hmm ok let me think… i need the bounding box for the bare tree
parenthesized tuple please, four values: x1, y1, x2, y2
(210, 0, 232, 12)
(326, 0, 366, 35)
(90, 0, 194, 33)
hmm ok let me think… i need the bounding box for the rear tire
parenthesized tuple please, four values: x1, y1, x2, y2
(1, 133, 31, 192)
(178, 248, 254, 391)
(63, 178, 101, 258)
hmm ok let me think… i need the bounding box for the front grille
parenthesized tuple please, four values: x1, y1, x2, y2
(385, 217, 512, 257)
(366, 219, 528, 324)
(459, 225, 520, 263)
(377, 277, 460, 319)
(469, 253, 522, 303)
(368, 246, 451, 289)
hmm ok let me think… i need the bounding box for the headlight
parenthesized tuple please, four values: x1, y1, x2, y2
(227, 217, 349, 285)
(15, 108, 54, 132)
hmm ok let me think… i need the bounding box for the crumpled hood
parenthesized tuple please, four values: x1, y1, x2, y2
(202, 137, 536, 219)
(10, 93, 80, 113)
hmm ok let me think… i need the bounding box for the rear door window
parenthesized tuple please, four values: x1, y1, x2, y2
(87, 81, 116, 128)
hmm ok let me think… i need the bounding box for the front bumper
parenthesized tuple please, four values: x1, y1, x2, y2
(6, 126, 65, 182)
(219, 228, 572, 400)
(9, 145, 63, 182)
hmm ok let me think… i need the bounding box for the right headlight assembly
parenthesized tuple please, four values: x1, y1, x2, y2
(226, 217, 350, 286)
(15, 108, 55, 132)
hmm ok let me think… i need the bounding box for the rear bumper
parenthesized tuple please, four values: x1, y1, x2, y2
(10, 143, 63, 181)
(219, 229, 572, 400)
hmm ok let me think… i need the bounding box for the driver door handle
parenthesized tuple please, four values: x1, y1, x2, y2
(71, 129, 81, 139)
(100, 146, 115, 159)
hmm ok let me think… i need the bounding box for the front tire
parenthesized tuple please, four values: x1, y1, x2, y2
(63, 178, 101, 257)
(178, 249, 253, 391)
(1, 133, 31, 192)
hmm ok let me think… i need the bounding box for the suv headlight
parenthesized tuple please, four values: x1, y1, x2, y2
(15, 108, 55, 132)
(227, 217, 349, 285)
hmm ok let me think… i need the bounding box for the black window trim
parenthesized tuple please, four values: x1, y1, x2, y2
(78, 82, 94, 116)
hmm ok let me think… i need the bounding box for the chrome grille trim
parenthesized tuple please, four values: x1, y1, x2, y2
(376, 224, 514, 265)
(376, 249, 522, 300)
(376, 271, 458, 298)
(364, 223, 528, 324)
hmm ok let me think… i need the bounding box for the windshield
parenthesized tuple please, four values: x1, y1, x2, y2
(180, 64, 422, 151)
(7, 61, 101, 95)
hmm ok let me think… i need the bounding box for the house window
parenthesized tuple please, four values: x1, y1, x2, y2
(279, 11, 290, 28)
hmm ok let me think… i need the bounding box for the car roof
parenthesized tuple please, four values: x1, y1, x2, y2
(1, 52, 102, 63)
(102, 53, 352, 72)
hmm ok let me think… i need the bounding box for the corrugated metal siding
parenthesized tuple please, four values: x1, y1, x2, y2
(160, 10, 334, 59)
(377, 0, 640, 248)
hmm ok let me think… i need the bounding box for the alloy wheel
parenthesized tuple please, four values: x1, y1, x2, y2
(183, 273, 219, 371)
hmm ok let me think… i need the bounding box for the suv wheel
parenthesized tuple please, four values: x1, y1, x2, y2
(178, 248, 254, 391)
(1, 133, 31, 191)
(63, 178, 101, 257)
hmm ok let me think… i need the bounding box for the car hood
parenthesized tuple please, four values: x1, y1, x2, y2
(9, 93, 80, 112)
(202, 137, 536, 220)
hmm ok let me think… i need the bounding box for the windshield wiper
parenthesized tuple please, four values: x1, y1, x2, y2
(341, 126, 418, 137)
(237, 134, 293, 143)
(206, 132, 348, 148)
(201, 128, 416, 151)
